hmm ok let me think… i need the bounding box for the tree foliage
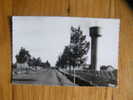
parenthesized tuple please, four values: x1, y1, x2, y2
(56, 26, 90, 69)
(15, 47, 51, 68)
(16, 47, 31, 63)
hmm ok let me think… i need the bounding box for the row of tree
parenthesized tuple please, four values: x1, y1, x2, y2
(14, 47, 51, 69)
(56, 26, 90, 70)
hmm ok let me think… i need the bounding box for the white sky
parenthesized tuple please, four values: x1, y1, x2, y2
(12, 16, 120, 70)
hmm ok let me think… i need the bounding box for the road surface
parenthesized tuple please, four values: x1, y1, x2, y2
(13, 68, 75, 86)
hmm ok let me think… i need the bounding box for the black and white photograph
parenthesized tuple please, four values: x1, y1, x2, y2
(12, 16, 120, 87)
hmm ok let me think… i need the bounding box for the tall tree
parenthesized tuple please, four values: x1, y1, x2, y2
(45, 60, 51, 67)
(69, 26, 90, 68)
(16, 47, 31, 63)
(56, 26, 90, 70)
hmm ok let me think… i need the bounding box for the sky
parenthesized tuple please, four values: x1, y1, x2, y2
(12, 16, 120, 70)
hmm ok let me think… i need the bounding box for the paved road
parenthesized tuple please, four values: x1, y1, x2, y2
(13, 68, 75, 86)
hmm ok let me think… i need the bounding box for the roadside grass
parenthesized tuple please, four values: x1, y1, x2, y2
(60, 69, 117, 86)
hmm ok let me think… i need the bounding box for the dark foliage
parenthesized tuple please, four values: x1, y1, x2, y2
(56, 26, 90, 69)
(15, 47, 51, 68)
(16, 47, 31, 63)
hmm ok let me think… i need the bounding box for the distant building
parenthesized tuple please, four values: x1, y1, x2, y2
(106, 66, 115, 71)
(100, 65, 115, 71)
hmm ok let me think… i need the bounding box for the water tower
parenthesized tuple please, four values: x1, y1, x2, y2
(89, 26, 101, 70)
